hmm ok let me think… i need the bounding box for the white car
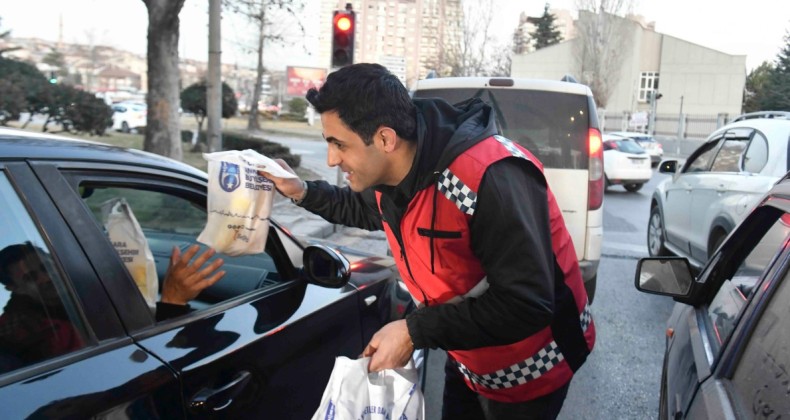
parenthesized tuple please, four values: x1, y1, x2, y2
(602, 134, 652, 192)
(647, 111, 790, 269)
(607, 131, 663, 166)
(111, 102, 147, 133)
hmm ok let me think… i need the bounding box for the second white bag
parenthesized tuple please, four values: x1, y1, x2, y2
(311, 356, 424, 420)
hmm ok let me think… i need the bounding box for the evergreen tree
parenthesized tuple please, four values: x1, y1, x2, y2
(530, 3, 563, 50)
(743, 61, 774, 112)
(760, 29, 790, 111)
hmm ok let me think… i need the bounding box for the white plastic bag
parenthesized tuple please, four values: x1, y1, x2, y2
(102, 198, 158, 308)
(312, 357, 425, 420)
(197, 149, 297, 256)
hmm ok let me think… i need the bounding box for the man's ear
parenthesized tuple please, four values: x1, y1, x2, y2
(378, 127, 399, 153)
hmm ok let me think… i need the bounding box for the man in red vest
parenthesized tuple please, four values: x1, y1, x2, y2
(261, 63, 595, 419)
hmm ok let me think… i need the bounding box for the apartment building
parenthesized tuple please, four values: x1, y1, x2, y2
(322, 0, 462, 87)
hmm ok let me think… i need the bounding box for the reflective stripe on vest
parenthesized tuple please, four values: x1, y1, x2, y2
(454, 302, 593, 390)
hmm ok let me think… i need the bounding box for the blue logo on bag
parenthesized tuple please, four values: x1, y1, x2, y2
(324, 400, 335, 420)
(219, 161, 241, 192)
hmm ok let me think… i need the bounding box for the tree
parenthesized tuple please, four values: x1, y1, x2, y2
(760, 29, 790, 112)
(142, 0, 185, 160)
(224, 0, 305, 131)
(0, 56, 52, 126)
(531, 4, 563, 50)
(573, 0, 635, 109)
(437, 0, 511, 77)
(0, 78, 25, 125)
(42, 48, 68, 78)
(743, 61, 774, 113)
(180, 80, 239, 143)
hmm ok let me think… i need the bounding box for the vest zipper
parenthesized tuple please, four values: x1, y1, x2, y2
(397, 237, 429, 306)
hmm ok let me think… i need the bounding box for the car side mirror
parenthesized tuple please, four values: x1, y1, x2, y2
(302, 244, 350, 288)
(658, 160, 677, 174)
(634, 257, 694, 297)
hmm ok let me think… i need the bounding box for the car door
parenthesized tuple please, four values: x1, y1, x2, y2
(686, 247, 790, 419)
(0, 163, 184, 418)
(44, 162, 372, 419)
(663, 136, 722, 253)
(663, 204, 790, 419)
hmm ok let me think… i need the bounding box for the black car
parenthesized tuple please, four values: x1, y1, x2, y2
(0, 129, 418, 418)
(635, 173, 790, 419)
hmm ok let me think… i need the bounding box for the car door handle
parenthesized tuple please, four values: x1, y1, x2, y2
(190, 370, 252, 413)
(364, 295, 377, 306)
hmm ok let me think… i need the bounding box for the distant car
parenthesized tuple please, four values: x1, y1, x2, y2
(111, 102, 146, 133)
(647, 112, 790, 269)
(0, 128, 421, 418)
(608, 131, 663, 166)
(634, 172, 790, 419)
(602, 134, 652, 192)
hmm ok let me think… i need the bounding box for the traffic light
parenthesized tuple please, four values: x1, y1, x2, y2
(331, 10, 355, 68)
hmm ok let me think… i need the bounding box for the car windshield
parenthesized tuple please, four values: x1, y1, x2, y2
(412, 88, 590, 169)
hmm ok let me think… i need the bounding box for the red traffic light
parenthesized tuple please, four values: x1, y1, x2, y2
(335, 15, 352, 31)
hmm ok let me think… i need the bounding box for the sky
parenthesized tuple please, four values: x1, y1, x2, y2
(2, 0, 788, 72)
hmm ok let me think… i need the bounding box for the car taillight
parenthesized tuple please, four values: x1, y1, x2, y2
(780, 213, 790, 227)
(588, 128, 604, 210)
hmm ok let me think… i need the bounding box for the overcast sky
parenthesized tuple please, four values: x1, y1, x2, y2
(3, 0, 788, 72)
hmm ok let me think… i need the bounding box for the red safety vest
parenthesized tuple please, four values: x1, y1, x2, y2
(376, 135, 595, 402)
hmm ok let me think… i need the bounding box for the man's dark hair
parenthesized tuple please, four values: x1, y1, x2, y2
(306, 63, 417, 145)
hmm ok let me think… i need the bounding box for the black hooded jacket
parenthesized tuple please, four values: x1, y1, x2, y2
(298, 97, 555, 351)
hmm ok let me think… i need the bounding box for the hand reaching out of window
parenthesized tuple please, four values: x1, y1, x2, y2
(160, 245, 226, 306)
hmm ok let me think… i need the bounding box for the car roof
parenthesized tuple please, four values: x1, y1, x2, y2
(0, 128, 206, 181)
(708, 118, 790, 141)
(412, 77, 593, 97)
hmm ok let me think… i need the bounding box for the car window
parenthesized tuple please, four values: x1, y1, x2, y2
(742, 131, 769, 174)
(730, 265, 790, 417)
(705, 215, 790, 355)
(709, 139, 747, 172)
(614, 139, 644, 154)
(79, 183, 283, 314)
(0, 174, 91, 375)
(412, 88, 590, 169)
(685, 140, 720, 173)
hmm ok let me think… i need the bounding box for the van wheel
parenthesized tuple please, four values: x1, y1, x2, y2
(648, 206, 670, 256)
(584, 275, 596, 304)
(624, 183, 643, 192)
(121, 122, 130, 133)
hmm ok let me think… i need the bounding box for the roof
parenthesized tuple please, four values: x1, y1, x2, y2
(0, 128, 206, 181)
(412, 76, 592, 96)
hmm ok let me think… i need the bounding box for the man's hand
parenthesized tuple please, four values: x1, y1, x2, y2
(258, 158, 305, 201)
(362, 319, 414, 372)
(161, 245, 225, 305)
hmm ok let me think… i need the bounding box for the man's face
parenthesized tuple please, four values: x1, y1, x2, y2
(6, 257, 57, 302)
(321, 111, 391, 192)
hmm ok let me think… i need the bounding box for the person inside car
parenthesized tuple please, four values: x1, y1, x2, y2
(0, 241, 225, 371)
(260, 63, 595, 420)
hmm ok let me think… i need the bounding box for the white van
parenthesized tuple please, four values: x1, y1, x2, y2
(412, 77, 603, 301)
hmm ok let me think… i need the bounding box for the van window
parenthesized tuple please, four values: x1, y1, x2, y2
(412, 89, 590, 169)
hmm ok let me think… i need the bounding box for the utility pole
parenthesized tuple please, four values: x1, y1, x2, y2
(207, 0, 223, 152)
(676, 95, 684, 156)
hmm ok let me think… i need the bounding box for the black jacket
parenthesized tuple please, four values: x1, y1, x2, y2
(299, 98, 555, 351)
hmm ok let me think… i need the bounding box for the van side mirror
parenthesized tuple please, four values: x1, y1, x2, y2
(302, 244, 350, 288)
(635, 257, 694, 297)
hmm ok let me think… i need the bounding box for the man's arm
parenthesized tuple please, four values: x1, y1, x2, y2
(406, 158, 555, 350)
(298, 180, 383, 231)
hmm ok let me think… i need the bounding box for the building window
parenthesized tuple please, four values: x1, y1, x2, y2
(639, 72, 659, 102)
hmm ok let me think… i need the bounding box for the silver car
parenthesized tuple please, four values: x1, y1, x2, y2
(607, 131, 663, 166)
(647, 113, 790, 269)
